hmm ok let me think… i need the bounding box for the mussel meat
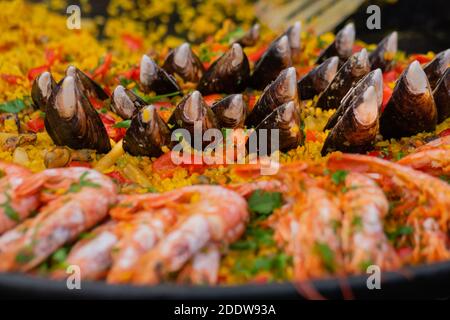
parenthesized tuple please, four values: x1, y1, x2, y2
(423, 49, 450, 90)
(433, 68, 450, 123)
(211, 94, 247, 129)
(369, 31, 398, 72)
(249, 100, 303, 154)
(123, 105, 172, 157)
(168, 91, 219, 149)
(317, 22, 355, 65)
(236, 24, 260, 47)
(316, 49, 371, 110)
(111, 85, 147, 120)
(250, 35, 292, 90)
(321, 86, 379, 155)
(44, 147, 93, 168)
(140, 54, 181, 95)
(246, 67, 298, 128)
(31, 71, 57, 111)
(380, 60, 437, 139)
(66, 65, 109, 100)
(45, 76, 111, 153)
(324, 68, 383, 130)
(197, 43, 250, 95)
(162, 42, 205, 83)
(297, 56, 339, 100)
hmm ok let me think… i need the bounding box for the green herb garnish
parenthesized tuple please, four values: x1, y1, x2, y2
(113, 120, 131, 128)
(248, 190, 282, 216)
(68, 172, 100, 193)
(0, 99, 26, 113)
(0, 193, 20, 222)
(331, 170, 348, 185)
(386, 225, 413, 241)
(314, 242, 335, 273)
(143, 91, 180, 104)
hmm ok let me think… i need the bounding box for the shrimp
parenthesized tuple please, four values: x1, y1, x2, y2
(177, 244, 221, 285)
(0, 162, 40, 235)
(107, 208, 178, 284)
(340, 173, 400, 273)
(0, 167, 117, 272)
(129, 185, 248, 285)
(397, 146, 450, 177)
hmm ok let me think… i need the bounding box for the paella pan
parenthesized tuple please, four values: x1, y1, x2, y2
(0, 0, 449, 299)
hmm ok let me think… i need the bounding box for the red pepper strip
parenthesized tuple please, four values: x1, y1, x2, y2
(106, 171, 132, 184)
(1, 74, 21, 85)
(89, 96, 104, 109)
(352, 44, 364, 53)
(122, 33, 143, 52)
(383, 70, 398, 84)
(203, 94, 222, 106)
(27, 65, 49, 81)
(26, 117, 45, 133)
(305, 129, 319, 142)
(247, 94, 256, 111)
(153, 101, 173, 110)
(68, 161, 92, 168)
(410, 54, 432, 64)
(122, 65, 140, 81)
(248, 45, 268, 63)
(382, 85, 393, 112)
(439, 128, 450, 137)
(100, 113, 126, 142)
(93, 53, 112, 80)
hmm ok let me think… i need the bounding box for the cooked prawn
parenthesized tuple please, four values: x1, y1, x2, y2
(177, 244, 220, 285)
(397, 146, 450, 176)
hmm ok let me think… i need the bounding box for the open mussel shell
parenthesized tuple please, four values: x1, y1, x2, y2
(250, 35, 292, 90)
(284, 21, 302, 63)
(168, 91, 219, 149)
(369, 31, 398, 72)
(236, 24, 260, 47)
(45, 76, 111, 153)
(249, 100, 303, 154)
(433, 68, 450, 123)
(123, 105, 172, 157)
(246, 67, 298, 128)
(298, 56, 339, 100)
(111, 85, 147, 120)
(380, 60, 437, 139)
(65, 65, 109, 100)
(321, 86, 379, 155)
(423, 49, 450, 90)
(31, 71, 57, 111)
(197, 43, 250, 95)
(316, 49, 371, 110)
(317, 22, 355, 65)
(162, 42, 205, 83)
(211, 94, 247, 129)
(324, 68, 383, 130)
(140, 54, 181, 95)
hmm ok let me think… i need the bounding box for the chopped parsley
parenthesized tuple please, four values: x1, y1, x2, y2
(248, 190, 282, 217)
(314, 242, 335, 273)
(386, 225, 413, 241)
(331, 170, 348, 185)
(1, 193, 20, 222)
(0, 98, 26, 113)
(68, 172, 100, 193)
(113, 119, 131, 128)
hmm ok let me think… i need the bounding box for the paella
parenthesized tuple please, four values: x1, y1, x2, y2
(0, 0, 449, 288)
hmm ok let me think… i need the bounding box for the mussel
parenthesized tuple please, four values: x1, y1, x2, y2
(324, 68, 383, 130)
(250, 35, 292, 90)
(316, 49, 371, 110)
(284, 21, 302, 63)
(168, 91, 219, 149)
(380, 60, 437, 139)
(321, 86, 379, 155)
(111, 85, 147, 120)
(197, 43, 250, 95)
(433, 68, 450, 123)
(297, 56, 339, 100)
(423, 49, 450, 90)
(44, 147, 93, 168)
(123, 105, 172, 157)
(236, 24, 260, 47)
(140, 54, 181, 95)
(31, 71, 57, 111)
(162, 42, 205, 83)
(246, 67, 298, 128)
(369, 31, 398, 72)
(317, 22, 355, 65)
(211, 94, 247, 129)
(65, 65, 109, 100)
(45, 76, 111, 153)
(249, 100, 303, 154)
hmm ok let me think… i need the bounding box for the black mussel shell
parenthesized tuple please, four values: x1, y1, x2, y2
(162, 42, 205, 83)
(317, 23, 355, 65)
(111, 85, 147, 120)
(423, 49, 450, 90)
(324, 68, 383, 130)
(197, 43, 250, 95)
(316, 49, 371, 110)
(248, 100, 303, 154)
(45, 76, 111, 153)
(236, 24, 260, 47)
(380, 61, 437, 139)
(66, 65, 109, 100)
(246, 67, 298, 128)
(322, 86, 379, 156)
(123, 105, 172, 157)
(284, 21, 302, 63)
(369, 32, 398, 72)
(140, 54, 181, 95)
(433, 68, 450, 123)
(211, 94, 247, 129)
(250, 35, 292, 90)
(168, 91, 219, 149)
(298, 56, 339, 100)
(31, 71, 57, 111)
